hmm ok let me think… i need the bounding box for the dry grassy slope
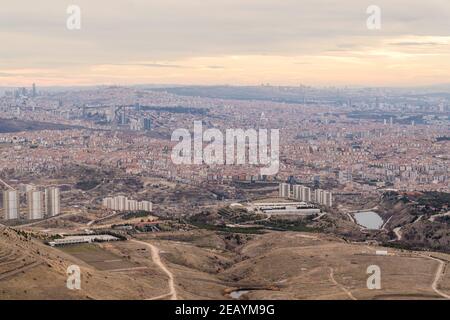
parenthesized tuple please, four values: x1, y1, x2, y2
(223, 232, 449, 300)
(2, 227, 450, 300)
(0, 227, 83, 299)
(152, 231, 450, 300)
(0, 227, 178, 300)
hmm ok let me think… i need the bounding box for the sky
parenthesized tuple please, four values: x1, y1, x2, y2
(1, 0, 450, 87)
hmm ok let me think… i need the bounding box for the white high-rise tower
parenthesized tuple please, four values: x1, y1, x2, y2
(45, 187, 60, 217)
(3, 190, 20, 220)
(279, 183, 291, 198)
(28, 190, 43, 220)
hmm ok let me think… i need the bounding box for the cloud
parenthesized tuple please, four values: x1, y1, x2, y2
(113, 63, 185, 68)
(389, 42, 442, 46)
(205, 65, 225, 69)
(1, 0, 450, 85)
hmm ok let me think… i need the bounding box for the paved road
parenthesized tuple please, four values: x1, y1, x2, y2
(392, 215, 423, 241)
(131, 239, 178, 300)
(313, 212, 327, 221)
(381, 216, 393, 230)
(345, 207, 379, 214)
(429, 212, 450, 223)
(393, 227, 402, 241)
(86, 211, 122, 227)
(14, 212, 76, 228)
(346, 212, 356, 224)
(0, 178, 14, 190)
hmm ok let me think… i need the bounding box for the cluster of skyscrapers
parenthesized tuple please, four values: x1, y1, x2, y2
(279, 183, 333, 207)
(102, 196, 152, 212)
(129, 117, 152, 131)
(106, 105, 152, 132)
(293, 185, 312, 202)
(2, 186, 60, 220)
(7, 83, 37, 99)
(313, 189, 333, 208)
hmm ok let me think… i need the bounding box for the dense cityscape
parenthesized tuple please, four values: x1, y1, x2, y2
(0, 83, 449, 301)
(1, 0, 450, 308)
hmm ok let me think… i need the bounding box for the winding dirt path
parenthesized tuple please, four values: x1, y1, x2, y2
(421, 255, 450, 299)
(131, 239, 178, 300)
(328, 267, 357, 300)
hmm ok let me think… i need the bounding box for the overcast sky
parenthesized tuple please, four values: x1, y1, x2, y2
(1, 0, 450, 86)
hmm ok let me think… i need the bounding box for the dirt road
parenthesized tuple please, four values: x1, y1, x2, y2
(422, 255, 450, 299)
(328, 267, 357, 300)
(131, 239, 178, 300)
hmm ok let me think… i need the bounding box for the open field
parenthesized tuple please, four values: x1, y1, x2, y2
(59, 244, 139, 271)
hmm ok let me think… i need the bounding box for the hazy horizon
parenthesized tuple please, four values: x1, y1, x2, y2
(1, 0, 450, 87)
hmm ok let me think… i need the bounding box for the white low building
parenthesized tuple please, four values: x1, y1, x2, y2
(48, 234, 119, 247)
(247, 201, 320, 215)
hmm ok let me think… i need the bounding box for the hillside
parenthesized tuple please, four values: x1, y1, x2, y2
(1, 226, 449, 300)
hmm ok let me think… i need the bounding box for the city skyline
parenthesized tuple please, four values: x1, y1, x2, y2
(1, 0, 449, 305)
